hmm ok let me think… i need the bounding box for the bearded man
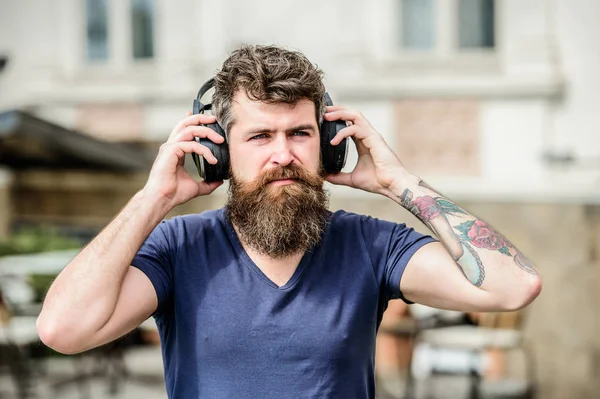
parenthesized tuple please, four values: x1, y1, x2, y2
(37, 45, 541, 399)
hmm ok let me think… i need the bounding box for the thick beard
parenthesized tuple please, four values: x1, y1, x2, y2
(226, 163, 329, 259)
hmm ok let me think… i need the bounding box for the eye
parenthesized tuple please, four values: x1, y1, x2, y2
(292, 131, 309, 137)
(250, 133, 268, 140)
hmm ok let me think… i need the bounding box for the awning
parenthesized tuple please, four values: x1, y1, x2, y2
(0, 111, 153, 171)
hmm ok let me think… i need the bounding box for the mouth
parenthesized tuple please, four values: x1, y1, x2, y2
(268, 178, 298, 186)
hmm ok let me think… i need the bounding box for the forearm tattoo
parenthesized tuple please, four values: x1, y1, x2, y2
(400, 182, 538, 286)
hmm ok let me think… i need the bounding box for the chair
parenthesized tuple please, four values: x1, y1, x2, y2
(408, 308, 536, 399)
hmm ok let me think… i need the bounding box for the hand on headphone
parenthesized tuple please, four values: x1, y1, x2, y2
(323, 106, 408, 197)
(142, 112, 225, 209)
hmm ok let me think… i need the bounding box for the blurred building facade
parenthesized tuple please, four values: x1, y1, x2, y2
(0, 0, 599, 397)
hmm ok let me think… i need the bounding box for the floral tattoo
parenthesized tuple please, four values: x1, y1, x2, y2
(401, 190, 486, 285)
(400, 186, 538, 281)
(411, 196, 442, 220)
(456, 220, 538, 275)
(457, 220, 510, 254)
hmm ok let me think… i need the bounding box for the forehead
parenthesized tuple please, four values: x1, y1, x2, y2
(229, 91, 318, 136)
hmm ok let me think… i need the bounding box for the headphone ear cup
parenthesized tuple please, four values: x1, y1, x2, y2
(191, 122, 230, 182)
(320, 119, 348, 174)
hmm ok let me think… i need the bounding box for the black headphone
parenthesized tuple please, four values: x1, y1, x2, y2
(191, 78, 349, 182)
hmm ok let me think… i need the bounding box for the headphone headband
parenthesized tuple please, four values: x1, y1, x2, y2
(196, 78, 216, 103)
(324, 92, 333, 107)
(197, 77, 333, 110)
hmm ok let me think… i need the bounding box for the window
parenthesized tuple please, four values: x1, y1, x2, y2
(131, 0, 155, 59)
(458, 0, 495, 48)
(85, 0, 109, 61)
(399, 0, 495, 54)
(401, 0, 435, 49)
(84, 0, 156, 65)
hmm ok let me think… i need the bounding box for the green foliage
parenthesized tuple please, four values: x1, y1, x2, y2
(0, 226, 82, 257)
(0, 227, 82, 301)
(28, 273, 57, 303)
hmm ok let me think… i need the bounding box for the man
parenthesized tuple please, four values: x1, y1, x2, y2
(37, 45, 541, 398)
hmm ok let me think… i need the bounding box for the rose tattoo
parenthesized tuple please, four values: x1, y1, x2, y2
(467, 220, 506, 250)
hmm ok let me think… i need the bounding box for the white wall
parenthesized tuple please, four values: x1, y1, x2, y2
(2, 0, 600, 202)
(551, 0, 600, 158)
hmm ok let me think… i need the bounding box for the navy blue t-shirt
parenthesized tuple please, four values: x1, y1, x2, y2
(131, 208, 435, 399)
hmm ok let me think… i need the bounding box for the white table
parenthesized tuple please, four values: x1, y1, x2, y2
(0, 249, 79, 276)
(0, 316, 39, 346)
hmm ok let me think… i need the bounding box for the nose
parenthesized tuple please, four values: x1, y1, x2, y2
(270, 134, 294, 167)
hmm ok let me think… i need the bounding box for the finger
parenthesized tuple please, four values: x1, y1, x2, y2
(329, 125, 363, 146)
(324, 109, 364, 125)
(325, 172, 354, 187)
(170, 114, 217, 140)
(351, 135, 370, 156)
(170, 125, 225, 145)
(166, 141, 219, 164)
(325, 105, 348, 112)
(175, 113, 216, 132)
(186, 111, 192, 117)
(198, 180, 224, 194)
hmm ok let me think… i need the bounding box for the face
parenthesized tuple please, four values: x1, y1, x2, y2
(224, 90, 329, 259)
(227, 90, 322, 184)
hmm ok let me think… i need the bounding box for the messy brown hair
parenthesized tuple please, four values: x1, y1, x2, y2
(212, 44, 326, 136)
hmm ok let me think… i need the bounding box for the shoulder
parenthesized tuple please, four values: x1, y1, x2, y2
(329, 209, 402, 233)
(329, 209, 370, 226)
(328, 209, 425, 248)
(153, 208, 228, 246)
(160, 208, 225, 231)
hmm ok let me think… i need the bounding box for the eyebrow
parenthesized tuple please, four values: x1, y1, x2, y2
(244, 124, 317, 137)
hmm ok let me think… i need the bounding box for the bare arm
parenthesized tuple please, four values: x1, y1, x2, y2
(37, 112, 225, 354)
(395, 175, 542, 311)
(323, 106, 542, 312)
(36, 192, 169, 354)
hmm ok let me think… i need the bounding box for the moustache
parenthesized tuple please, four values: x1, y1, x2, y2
(252, 164, 324, 190)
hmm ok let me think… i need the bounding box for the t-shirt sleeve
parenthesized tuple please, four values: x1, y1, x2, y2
(363, 216, 437, 303)
(131, 220, 176, 317)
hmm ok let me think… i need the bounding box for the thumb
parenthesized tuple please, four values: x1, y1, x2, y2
(325, 172, 354, 187)
(197, 180, 224, 195)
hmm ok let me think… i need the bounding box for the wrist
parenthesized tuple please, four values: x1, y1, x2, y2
(387, 169, 420, 199)
(133, 188, 173, 224)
